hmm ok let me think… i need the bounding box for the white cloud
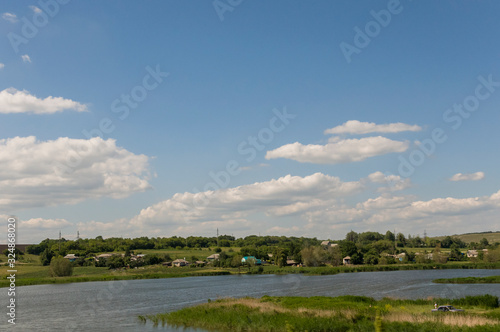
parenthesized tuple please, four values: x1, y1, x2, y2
(21, 54, 31, 63)
(265, 136, 409, 164)
(30, 6, 42, 13)
(22, 217, 72, 229)
(0, 63, 4, 70)
(0, 136, 151, 210)
(325, 120, 422, 135)
(128, 172, 364, 229)
(306, 189, 500, 237)
(450, 172, 485, 182)
(367, 171, 412, 192)
(20, 174, 500, 242)
(0, 88, 88, 114)
(2, 12, 18, 23)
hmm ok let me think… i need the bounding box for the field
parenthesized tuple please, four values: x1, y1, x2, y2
(432, 232, 500, 244)
(140, 295, 500, 331)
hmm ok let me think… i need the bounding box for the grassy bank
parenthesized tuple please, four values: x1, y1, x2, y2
(434, 276, 500, 284)
(0, 265, 230, 287)
(140, 295, 500, 331)
(3, 261, 500, 288)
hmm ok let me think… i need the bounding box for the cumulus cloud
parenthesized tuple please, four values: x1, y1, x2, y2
(450, 172, 485, 182)
(367, 171, 412, 192)
(129, 172, 364, 228)
(21, 54, 31, 63)
(22, 217, 72, 229)
(306, 189, 500, 237)
(2, 12, 18, 23)
(0, 88, 88, 114)
(0, 63, 4, 70)
(21, 174, 500, 242)
(0, 136, 151, 210)
(265, 136, 409, 164)
(325, 120, 422, 135)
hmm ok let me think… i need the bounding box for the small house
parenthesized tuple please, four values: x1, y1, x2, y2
(207, 254, 220, 261)
(241, 256, 262, 265)
(63, 254, 79, 262)
(467, 250, 478, 258)
(172, 259, 189, 267)
(343, 256, 351, 265)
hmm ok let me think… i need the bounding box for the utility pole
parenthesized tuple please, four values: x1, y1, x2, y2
(59, 230, 61, 252)
(76, 230, 80, 241)
(217, 228, 219, 248)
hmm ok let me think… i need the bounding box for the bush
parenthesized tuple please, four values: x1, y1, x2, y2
(451, 294, 499, 308)
(49, 257, 73, 277)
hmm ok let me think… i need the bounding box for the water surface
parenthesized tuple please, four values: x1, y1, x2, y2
(2, 269, 500, 331)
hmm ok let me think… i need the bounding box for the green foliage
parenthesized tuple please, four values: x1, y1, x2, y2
(374, 310, 383, 332)
(340, 240, 358, 258)
(40, 248, 54, 266)
(300, 246, 326, 267)
(106, 255, 127, 269)
(3, 248, 24, 256)
(450, 294, 498, 308)
(49, 257, 73, 277)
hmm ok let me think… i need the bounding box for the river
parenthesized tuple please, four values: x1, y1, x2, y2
(2, 269, 500, 331)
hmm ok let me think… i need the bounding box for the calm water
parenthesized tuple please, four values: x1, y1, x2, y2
(2, 269, 500, 331)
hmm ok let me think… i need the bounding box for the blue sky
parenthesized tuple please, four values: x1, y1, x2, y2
(1, 0, 500, 243)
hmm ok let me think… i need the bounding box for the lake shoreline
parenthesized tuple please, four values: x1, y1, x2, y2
(3, 261, 500, 288)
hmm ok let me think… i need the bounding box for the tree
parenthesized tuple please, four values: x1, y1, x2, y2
(339, 241, 358, 258)
(106, 255, 126, 269)
(3, 248, 24, 257)
(384, 231, 395, 242)
(480, 238, 489, 248)
(50, 257, 73, 277)
(350, 252, 363, 265)
(396, 233, 406, 247)
(40, 248, 54, 266)
(449, 244, 463, 261)
(300, 246, 325, 267)
(363, 249, 379, 265)
(345, 231, 358, 243)
(326, 245, 343, 266)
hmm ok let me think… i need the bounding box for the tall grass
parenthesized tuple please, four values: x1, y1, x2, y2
(141, 295, 500, 331)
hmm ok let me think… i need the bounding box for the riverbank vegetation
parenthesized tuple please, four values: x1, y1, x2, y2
(434, 276, 500, 284)
(140, 295, 500, 331)
(2, 230, 500, 287)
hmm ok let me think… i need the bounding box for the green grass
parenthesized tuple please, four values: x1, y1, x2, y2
(434, 276, 500, 284)
(3, 258, 500, 288)
(432, 232, 500, 244)
(141, 295, 500, 331)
